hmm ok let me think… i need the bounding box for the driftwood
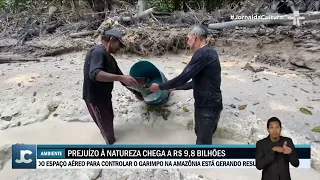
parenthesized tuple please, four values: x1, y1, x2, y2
(70, 30, 96, 38)
(48, 6, 58, 22)
(152, 12, 172, 16)
(288, 0, 296, 12)
(0, 54, 40, 64)
(129, 7, 155, 21)
(37, 47, 80, 57)
(208, 11, 320, 29)
(137, 0, 148, 13)
(93, 8, 155, 37)
(29, 39, 94, 57)
(117, 8, 155, 22)
(168, 23, 190, 28)
(0, 39, 18, 48)
(17, 29, 40, 45)
(46, 21, 63, 34)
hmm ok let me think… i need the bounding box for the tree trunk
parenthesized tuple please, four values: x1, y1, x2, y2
(137, 0, 148, 12)
(182, 0, 187, 12)
(173, 0, 181, 11)
(86, 0, 107, 12)
(70, 0, 79, 18)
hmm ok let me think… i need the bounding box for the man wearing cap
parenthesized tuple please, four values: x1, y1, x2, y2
(83, 28, 143, 144)
(148, 24, 223, 145)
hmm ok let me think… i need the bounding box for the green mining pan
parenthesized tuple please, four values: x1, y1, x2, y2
(129, 60, 170, 106)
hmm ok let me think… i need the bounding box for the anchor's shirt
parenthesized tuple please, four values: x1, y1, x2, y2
(255, 136, 300, 180)
(159, 45, 223, 109)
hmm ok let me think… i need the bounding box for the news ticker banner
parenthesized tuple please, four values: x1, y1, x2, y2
(12, 144, 311, 169)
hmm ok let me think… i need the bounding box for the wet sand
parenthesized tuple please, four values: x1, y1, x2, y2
(0, 120, 319, 180)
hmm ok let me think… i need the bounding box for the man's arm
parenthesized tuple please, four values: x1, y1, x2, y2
(255, 140, 276, 170)
(89, 48, 122, 82)
(114, 63, 126, 86)
(287, 138, 300, 167)
(115, 62, 143, 98)
(175, 81, 193, 90)
(159, 51, 211, 90)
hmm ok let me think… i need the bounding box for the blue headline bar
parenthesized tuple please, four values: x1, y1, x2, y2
(36, 144, 311, 149)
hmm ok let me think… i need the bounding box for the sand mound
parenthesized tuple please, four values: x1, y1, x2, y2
(123, 28, 188, 56)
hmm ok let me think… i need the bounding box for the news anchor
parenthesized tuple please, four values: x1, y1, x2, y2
(255, 117, 299, 180)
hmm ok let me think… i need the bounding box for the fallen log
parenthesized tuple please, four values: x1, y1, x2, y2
(0, 39, 18, 48)
(152, 12, 172, 16)
(0, 54, 40, 64)
(93, 8, 155, 37)
(131, 7, 155, 20)
(47, 6, 58, 22)
(168, 23, 191, 28)
(208, 11, 320, 29)
(17, 29, 40, 45)
(37, 47, 80, 57)
(70, 30, 96, 38)
(46, 21, 63, 34)
(25, 38, 94, 57)
(119, 7, 155, 22)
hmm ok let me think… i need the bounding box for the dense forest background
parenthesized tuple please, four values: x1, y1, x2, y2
(0, 0, 241, 13)
(1, 0, 319, 57)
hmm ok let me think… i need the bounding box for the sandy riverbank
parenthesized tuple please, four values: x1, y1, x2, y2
(0, 51, 319, 179)
(0, 120, 319, 180)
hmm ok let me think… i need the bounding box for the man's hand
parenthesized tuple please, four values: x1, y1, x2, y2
(120, 75, 139, 87)
(148, 83, 160, 92)
(272, 146, 284, 153)
(135, 93, 144, 101)
(283, 141, 292, 154)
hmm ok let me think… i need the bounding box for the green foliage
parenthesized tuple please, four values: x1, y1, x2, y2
(0, 0, 6, 10)
(2, 0, 29, 13)
(0, 0, 52, 13)
(0, 0, 4, 9)
(149, 0, 242, 13)
(0, 0, 244, 13)
(1, 0, 32, 13)
(150, 0, 174, 12)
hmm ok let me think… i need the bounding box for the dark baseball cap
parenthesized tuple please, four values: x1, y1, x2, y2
(104, 28, 126, 47)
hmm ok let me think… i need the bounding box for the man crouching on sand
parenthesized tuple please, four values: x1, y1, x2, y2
(148, 24, 223, 144)
(82, 28, 143, 144)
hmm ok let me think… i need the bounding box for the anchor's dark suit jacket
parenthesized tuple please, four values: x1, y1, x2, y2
(255, 136, 299, 180)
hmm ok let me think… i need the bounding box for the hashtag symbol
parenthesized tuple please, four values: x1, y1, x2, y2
(230, 15, 234, 20)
